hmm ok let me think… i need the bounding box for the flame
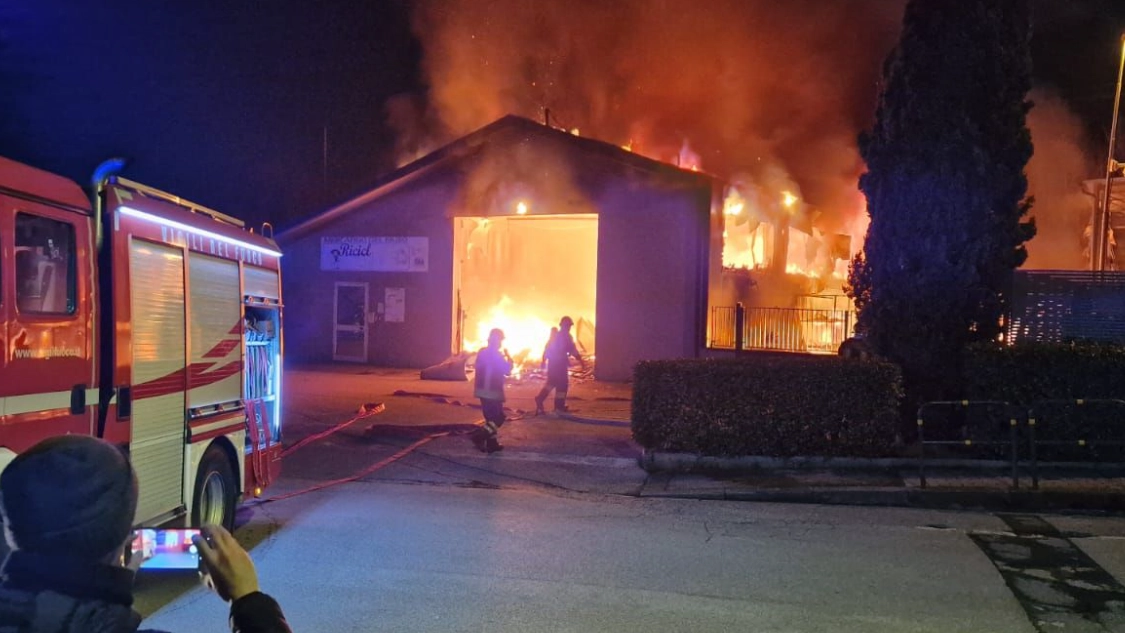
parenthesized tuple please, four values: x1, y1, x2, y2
(782, 191, 799, 209)
(721, 187, 769, 270)
(463, 295, 594, 376)
(677, 139, 702, 171)
(516, 201, 529, 215)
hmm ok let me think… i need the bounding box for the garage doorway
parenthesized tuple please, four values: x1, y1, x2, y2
(453, 214, 598, 370)
(333, 282, 368, 362)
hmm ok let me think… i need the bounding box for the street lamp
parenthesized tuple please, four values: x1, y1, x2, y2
(1094, 35, 1125, 271)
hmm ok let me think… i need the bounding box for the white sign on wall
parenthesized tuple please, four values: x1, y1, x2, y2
(320, 237, 429, 272)
(385, 287, 406, 323)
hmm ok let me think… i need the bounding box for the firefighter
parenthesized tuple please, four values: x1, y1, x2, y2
(471, 328, 513, 453)
(0, 435, 293, 632)
(535, 316, 587, 415)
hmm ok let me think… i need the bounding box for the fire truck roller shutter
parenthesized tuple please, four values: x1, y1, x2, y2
(129, 240, 187, 524)
(188, 254, 242, 410)
(243, 266, 280, 301)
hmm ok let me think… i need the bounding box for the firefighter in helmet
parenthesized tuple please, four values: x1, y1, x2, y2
(471, 328, 513, 453)
(535, 316, 587, 415)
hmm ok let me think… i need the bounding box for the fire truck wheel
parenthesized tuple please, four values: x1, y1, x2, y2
(192, 446, 236, 531)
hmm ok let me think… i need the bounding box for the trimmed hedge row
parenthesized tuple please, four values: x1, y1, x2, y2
(964, 342, 1125, 403)
(631, 356, 903, 457)
(963, 343, 1125, 458)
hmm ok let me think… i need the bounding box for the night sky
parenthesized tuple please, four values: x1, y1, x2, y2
(1, 1, 1124, 229)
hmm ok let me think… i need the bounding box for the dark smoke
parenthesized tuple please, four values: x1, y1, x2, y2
(396, 0, 907, 234)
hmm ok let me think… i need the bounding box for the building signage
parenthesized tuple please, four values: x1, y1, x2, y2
(321, 237, 429, 272)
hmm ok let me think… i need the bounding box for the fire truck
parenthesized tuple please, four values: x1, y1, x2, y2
(0, 156, 283, 529)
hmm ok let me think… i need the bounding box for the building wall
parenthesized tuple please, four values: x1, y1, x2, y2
(281, 127, 716, 379)
(281, 176, 458, 368)
(594, 181, 711, 381)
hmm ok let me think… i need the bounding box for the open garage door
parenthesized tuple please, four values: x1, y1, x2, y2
(453, 214, 597, 370)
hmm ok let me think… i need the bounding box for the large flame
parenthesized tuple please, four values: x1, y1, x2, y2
(466, 296, 556, 359)
(721, 185, 854, 283)
(464, 296, 594, 377)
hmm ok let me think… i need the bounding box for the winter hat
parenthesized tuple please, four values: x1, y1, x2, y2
(0, 436, 138, 561)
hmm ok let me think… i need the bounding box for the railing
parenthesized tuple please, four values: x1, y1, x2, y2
(709, 304, 854, 355)
(917, 400, 1022, 489)
(916, 399, 1125, 490)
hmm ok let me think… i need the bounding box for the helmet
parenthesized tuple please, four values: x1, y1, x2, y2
(559, 316, 574, 328)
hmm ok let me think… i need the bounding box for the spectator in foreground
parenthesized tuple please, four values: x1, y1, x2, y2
(0, 435, 292, 633)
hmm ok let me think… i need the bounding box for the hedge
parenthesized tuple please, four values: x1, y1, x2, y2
(631, 356, 903, 457)
(964, 342, 1125, 403)
(963, 342, 1125, 459)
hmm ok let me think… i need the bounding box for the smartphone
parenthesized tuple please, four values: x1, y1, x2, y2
(131, 528, 202, 570)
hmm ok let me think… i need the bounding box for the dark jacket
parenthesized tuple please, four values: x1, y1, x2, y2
(0, 551, 291, 633)
(543, 332, 581, 371)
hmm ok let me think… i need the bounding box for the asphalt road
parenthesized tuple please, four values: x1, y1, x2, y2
(138, 479, 1125, 633)
(133, 367, 1125, 632)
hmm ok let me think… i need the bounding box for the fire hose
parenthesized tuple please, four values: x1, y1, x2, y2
(279, 402, 386, 459)
(251, 402, 475, 505)
(260, 431, 452, 504)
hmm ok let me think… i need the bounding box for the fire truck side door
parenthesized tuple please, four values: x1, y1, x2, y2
(1, 204, 95, 453)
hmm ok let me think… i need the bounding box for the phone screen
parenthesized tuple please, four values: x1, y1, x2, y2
(131, 529, 201, 570)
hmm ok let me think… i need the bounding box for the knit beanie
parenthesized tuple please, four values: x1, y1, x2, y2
(0, 436, 138, 561)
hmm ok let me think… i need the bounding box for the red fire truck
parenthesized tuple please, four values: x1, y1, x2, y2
(0, 156, 283, 529)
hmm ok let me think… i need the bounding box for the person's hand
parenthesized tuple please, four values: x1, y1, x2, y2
(193, 524, 260, 602)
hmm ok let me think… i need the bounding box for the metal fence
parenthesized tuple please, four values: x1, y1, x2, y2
(1008, 270, 1125, 344)
(709, 304, 855, 354)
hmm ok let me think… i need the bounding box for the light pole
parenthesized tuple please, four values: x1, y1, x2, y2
(1094, 35, 1125, 271)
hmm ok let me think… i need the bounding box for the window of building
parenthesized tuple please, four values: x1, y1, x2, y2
(15, 213, 76, 315)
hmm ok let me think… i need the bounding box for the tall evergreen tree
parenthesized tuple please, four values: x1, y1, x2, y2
(849, 0, 1035, 401)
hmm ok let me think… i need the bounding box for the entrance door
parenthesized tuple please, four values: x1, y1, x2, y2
(333, 282, 368, 362)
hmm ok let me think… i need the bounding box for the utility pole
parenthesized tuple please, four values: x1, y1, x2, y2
(1094, 35, 1125, 271)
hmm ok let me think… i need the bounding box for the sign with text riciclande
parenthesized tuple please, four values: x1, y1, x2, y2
(320, 237, 429, 272)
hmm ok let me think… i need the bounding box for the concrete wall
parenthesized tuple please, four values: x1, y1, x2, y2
(595, 180, 711, 381)
(281, 175, 458, 368)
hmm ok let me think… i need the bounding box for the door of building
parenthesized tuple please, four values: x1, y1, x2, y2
(333, 282, 368, 362)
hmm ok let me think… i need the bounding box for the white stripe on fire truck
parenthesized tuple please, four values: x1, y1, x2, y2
(190, 416, 245, 437)
(0, 388, 101, 417)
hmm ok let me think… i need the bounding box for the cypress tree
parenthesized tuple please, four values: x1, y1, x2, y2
(849, 0, 1036, 403)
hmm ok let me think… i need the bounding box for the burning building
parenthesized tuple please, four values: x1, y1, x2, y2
(1082, 176, 1125, 270)
(279, 115, 715, 381)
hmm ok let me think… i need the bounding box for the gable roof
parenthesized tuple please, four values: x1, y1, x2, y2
(279, 114, 713, 242)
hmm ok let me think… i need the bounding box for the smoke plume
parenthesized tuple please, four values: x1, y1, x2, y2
(1023, 88, 1097, 269)
(394, 0, 906, 234)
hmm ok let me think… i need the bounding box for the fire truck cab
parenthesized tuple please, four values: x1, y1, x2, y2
(0, 156, 283, 529)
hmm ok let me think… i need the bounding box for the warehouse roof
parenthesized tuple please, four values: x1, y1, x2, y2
(280, 114, 713, 241)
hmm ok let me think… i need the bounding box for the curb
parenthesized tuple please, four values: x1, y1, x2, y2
(639, 486, 1125, 513)
(639, 450, 1125, 475)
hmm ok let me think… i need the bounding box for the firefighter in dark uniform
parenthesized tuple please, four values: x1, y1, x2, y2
(535, 316, 587, 415)
(472, 328, 513, 453)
